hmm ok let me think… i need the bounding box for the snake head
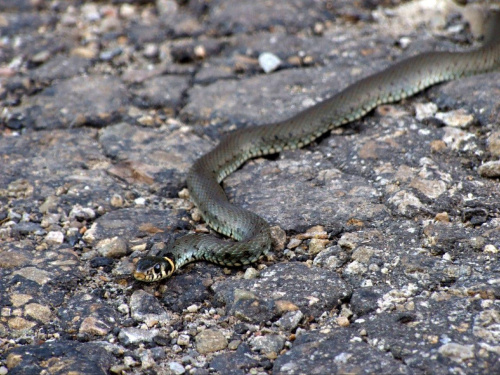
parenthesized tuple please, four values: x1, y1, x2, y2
(134, 256, 175, 282)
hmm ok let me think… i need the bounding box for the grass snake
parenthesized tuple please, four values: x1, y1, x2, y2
(134, 11, 500, 282)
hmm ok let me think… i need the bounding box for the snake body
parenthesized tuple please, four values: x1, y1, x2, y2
(134, 12, 500, 282)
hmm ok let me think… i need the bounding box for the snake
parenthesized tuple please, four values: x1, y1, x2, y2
(134, 11, 500, 282)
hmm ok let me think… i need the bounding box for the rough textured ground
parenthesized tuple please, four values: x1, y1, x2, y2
(1, 0, 500, 374)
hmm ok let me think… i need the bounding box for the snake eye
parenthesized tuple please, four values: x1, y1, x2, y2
(153, 264, 161, 274)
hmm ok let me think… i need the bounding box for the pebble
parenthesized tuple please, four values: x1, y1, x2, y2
(195, 329, 228, 354)
(249, 334, 286, 355)
(434, 212, 450, 222)
(79, 316, 111, 336)
(336, 316, 350, 327)
(45, 231, 64, 245)
(8, 317, 36, 331)
(414, 102, 438, 121)
(24, 303, 52, 323)
(296, 226, 328, 240)
(287, 238, 302, 249)
(130, 290, 170, 323)
(177, 334, 190, 346)
(110, 194, 124, 207)
(479, 160, 500, 178)
(228, 339, 241, 350)
(308, 238, 329, 255)
(69, 204, 96, 221)
(118, 327, 159, 345)
(31, 50, 51, 64)
(438, 343, 475, 363)
(258, 52, 282, 73)
(186, 304, 199, 313)
(487, 131, 500, 156)
(140, 350, 155, 370)
(483, 244, 498, 254)
(39, 195, 59, 213)
(143, 43, 159, 58)
(169, 361, 186, 375)
(275, 310, 304, 331)
(435, 109, 474, 128)
(118, 304, 129, 315)
(243, 267, 259, 279)
(13, 267, 51, 285)
(134, 197, 146, 206)
(95, 237, 128, 258)
(100, 47, 122, 61)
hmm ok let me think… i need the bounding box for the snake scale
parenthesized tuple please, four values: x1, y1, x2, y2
(134, 11, 500, 282)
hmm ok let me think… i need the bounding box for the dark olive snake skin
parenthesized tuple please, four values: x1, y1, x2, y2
(134, 12, 500, 282)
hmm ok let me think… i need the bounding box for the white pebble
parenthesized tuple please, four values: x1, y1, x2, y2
(45, 231, 64, 245)
(134, 197, 146, 206)
(169, 362, 185, 375)
(258, 52, 281, 73)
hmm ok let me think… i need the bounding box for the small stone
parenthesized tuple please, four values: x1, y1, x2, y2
(82, 223, 98, 243)
(274, 300, 299, 314)
(123, 355, 140, 367)
(177, 334, 190, 346)
(143, 44, 159, 58)
(110, 194, 124, 208)
(487, 131, 500, 156)
(82, 3, 101, 21)
(243, 267, 259, 279)
(195, 329, 228, 354)
(296, 226, 328, 240)
(435, 109, 474, 128)
(438, 343, 474, 363)
(0, 366, 8, 375)
(287, 238, 302, 249)
(344, 260, 367, 275)
(484, 244, 498, 254)
(8, 317, 36, 331)
(39, 196, 59, 213)
(479, 160, 500, 178)
(313, 22, 325, 35)
(228, 339, 241, 350)
(31, 50, 51, 64)
(24, 303, 52, 323)
(186, 304, 199, 313)
(275, 310, 304, 331)
(140, 350, 155, 370)
(271, 225, 287, 250)
(79, 316, 111, 336)
(69, 204, 96, 221)
(249, 334, 285, 355)
(13, 267, 51, 285)
(45, 231, 64, 244)
(118, 327, 159, 345)
(118, 303, 130, 315)
(130, 290, 170, 323)
(10, 294, 32, 307)
(134, 197, 146, 206)
(258, 52, 282, 73)
(435, 212, 450, 222)
(430, 140, 447, 152)
(336, 316, 350, 327)
(194, 45, 206, 59)
(100, 47, 122, 61)
(95, 237, 128, 258)
(169, 362, 185, 375)
(398, 36, 412, 49)
(308, 238, 329, 255)
(414, 102, 438, 121)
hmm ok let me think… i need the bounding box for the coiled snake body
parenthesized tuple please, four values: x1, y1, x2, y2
(134, 12, 500, 282)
